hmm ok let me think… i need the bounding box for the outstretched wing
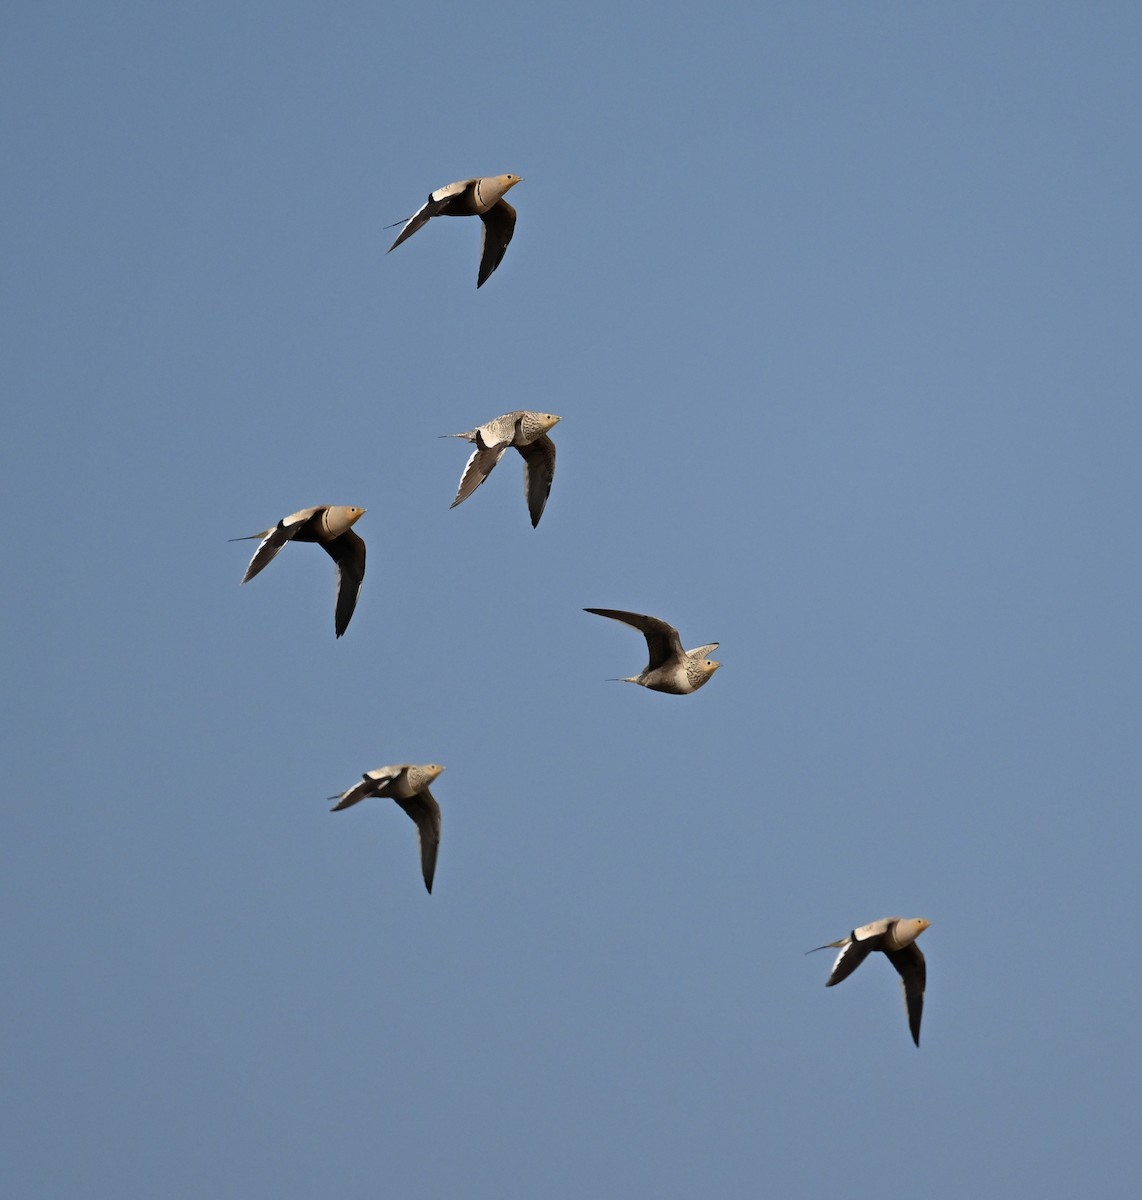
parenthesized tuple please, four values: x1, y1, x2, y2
(583, 609, 685, 670)
(393, 788, 442, 894)
(884, 942, 926, 1046)
(451, 433, 511, 509)
(321, 528, 366, 638)
(236, 509, 317, 583)
(330, 774, 381, 812)
(388, 179, 474, 252)
(329, 765, 405, 812)
(517, 433, 556, 527)
(477, 199, 517, 287)
(686, 643, 720, 662)
(823, 933, 878, 987)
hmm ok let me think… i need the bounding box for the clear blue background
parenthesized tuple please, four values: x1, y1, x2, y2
(4, 3, 1140, 1197)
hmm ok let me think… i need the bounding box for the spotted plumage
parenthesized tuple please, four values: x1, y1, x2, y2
(446, 410, 560, 527)
(583, 608, 721, 694)
(329, 763, 445, 894)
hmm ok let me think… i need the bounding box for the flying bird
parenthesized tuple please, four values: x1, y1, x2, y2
(329, 763, 445, 893)
(583, 608, 721, 694)
(388, 174, 523, 287)
(808, 917, 931, 1046)
(446, 410, 561, 527)
(231, 505, 366, 638)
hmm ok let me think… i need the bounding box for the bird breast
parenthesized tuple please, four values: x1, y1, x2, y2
(472, 176, 515, 212)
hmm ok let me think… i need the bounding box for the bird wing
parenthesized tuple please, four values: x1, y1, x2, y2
(516, 433, 556, 527)
(236, 509, 318, 583)
(393, 788, 442, 894)
(686, 643, 720, 661)
(476, 199, 517, 287)
(884, 942, 926, 1046)
(451, 433, 511, 509)
(329, 765, 407, 812)
(824, 934, 878, 987)
(329, 775, 382, 812)
(387, 180, 474, 252)
(320, 528, 366, 638)
(583, 609, 685, 670)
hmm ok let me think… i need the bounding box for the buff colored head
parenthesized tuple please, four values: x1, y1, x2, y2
(324, 505, 366, 535)
(894, 918, 930, 947)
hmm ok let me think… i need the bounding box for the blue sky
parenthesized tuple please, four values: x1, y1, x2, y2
(3, 2, 1141, 1196)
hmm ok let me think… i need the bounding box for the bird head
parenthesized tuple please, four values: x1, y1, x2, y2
(324, 505, 366, 535)
(896, 918, 930, 946)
